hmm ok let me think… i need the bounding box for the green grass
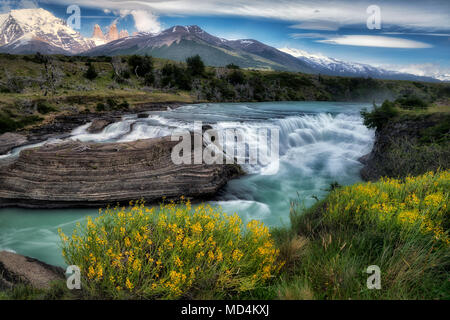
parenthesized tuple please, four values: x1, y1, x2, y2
(269, 171, 450, 300)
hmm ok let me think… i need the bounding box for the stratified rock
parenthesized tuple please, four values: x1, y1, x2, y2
(0, 251, 64, 290)
(87, 119, 113, 133)
(0, 132, 28, 155)
(0, 135, 243, 208)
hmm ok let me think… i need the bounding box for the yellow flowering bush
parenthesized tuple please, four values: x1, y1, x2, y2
(325, 170, 449, 246)
(59, 198, 283, 299)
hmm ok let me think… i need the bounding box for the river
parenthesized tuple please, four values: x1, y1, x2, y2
(0, 101, 374, 266)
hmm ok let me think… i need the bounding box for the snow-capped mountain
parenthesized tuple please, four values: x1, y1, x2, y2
(0, 8, 94, 54)
(84, 25, 314, 73)
(0, 8, 441, 82)
(279, 47, 438, 82)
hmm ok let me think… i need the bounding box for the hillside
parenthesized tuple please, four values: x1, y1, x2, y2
(0, 53, 448, 135)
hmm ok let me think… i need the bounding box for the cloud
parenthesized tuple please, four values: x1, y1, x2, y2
(289, 21, 339, 31)
(378, 63, 450, 81)
(290, 33, 333, 39)
(317, 35, 432, 48)
(382, 32, 450, 37)
(43, 0, 450, 31)
(0, 0, 38, 12)
(119, 9, 161, 33)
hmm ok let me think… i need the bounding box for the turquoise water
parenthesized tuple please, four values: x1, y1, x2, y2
(0, 101, 374, 266)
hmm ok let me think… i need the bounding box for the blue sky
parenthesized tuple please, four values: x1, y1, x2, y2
(1, 0, 449, 79)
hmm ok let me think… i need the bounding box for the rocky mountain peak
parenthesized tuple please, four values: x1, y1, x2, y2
(119, 29, 129, 38)
(92, 24, 104, 40)
(107, 24, 119, 41)
(0, 8, 94, 54)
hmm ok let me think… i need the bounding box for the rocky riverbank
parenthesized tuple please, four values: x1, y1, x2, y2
(360, 113, 449, 181)
(0, 251, 64, 290)
(0, 102, 182, 156)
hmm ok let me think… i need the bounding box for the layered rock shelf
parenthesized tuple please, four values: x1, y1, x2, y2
(0, 136, 243, 208)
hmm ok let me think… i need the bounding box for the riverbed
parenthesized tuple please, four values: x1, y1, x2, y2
(0, 101, 374, 266)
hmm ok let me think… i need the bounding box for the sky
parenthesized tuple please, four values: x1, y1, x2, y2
(1, 0, 449, 80)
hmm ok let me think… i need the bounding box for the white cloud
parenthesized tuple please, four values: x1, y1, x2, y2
(119, 9, 161, 33)
(317, 35, 432, 48)
(43, 0, 450, 31)
(378, 63, 450, 81)
(290, 21, 339, 31)
(0, 0, 38, 12)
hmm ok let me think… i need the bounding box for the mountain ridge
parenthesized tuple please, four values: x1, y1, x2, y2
(0, 8, 441, 82)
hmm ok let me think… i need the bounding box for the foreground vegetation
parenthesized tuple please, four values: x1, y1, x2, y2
(1, 53, 449, 134)
(272, 170, 449, 300)
(1, 170, 448, 300)
(59, 199, 283, 299)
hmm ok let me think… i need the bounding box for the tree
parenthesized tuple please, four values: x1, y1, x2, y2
(226, 63, 240, 70)
(128, 55, 153, 78)
(186, 55, 205, 77)
(228, 70, 245, 85)
(84, 63, 98, 80)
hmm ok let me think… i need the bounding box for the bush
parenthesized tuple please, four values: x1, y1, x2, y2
(186, 55, 205, 77)
(161, 64, 192, 90)
(361, 100, 399, 129)
(0, 113, 42, 134)
(226, 63, 240, 70)
(395, 96, 428, 110)
(228, 70, 245, 85)
(128, 55, 153, 78)
(84, 63, 98, 80)
(325, 171, 449, 246)
(59, 199, 283, 299)
(95, 103, 106, 112)
(276, 170, 450, 300)
(36, 101, 56, 114)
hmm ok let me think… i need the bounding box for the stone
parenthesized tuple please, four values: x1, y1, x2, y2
(87, 119, 114, 133)
(0, 134, 243, 208)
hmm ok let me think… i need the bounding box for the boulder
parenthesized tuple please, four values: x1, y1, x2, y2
(87, 119, 114, 133)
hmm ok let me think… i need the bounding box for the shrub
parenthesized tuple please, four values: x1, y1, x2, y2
(186, 55, 205, 77)
(36, 101, 57, 114)
(228, 70, 245, 85)
(325, 170, 449, 246)
(277, 170, 450, 299)
(161, 64, 192, 90)
(95, 103, 106, 112)
(226, 63, 240, 70)
(395, 96, 428, 110)
(361, 100, 399, 129)
(84, 63, 98, 80)
(128, 55, 153, 78)
(59, 199, 283, 299)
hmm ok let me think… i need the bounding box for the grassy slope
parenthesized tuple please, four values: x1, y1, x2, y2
(1, 53, 448, 134)
(268, 171, 449, 300)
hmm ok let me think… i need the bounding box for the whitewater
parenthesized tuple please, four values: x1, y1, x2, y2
(0, 101, 374, 266)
